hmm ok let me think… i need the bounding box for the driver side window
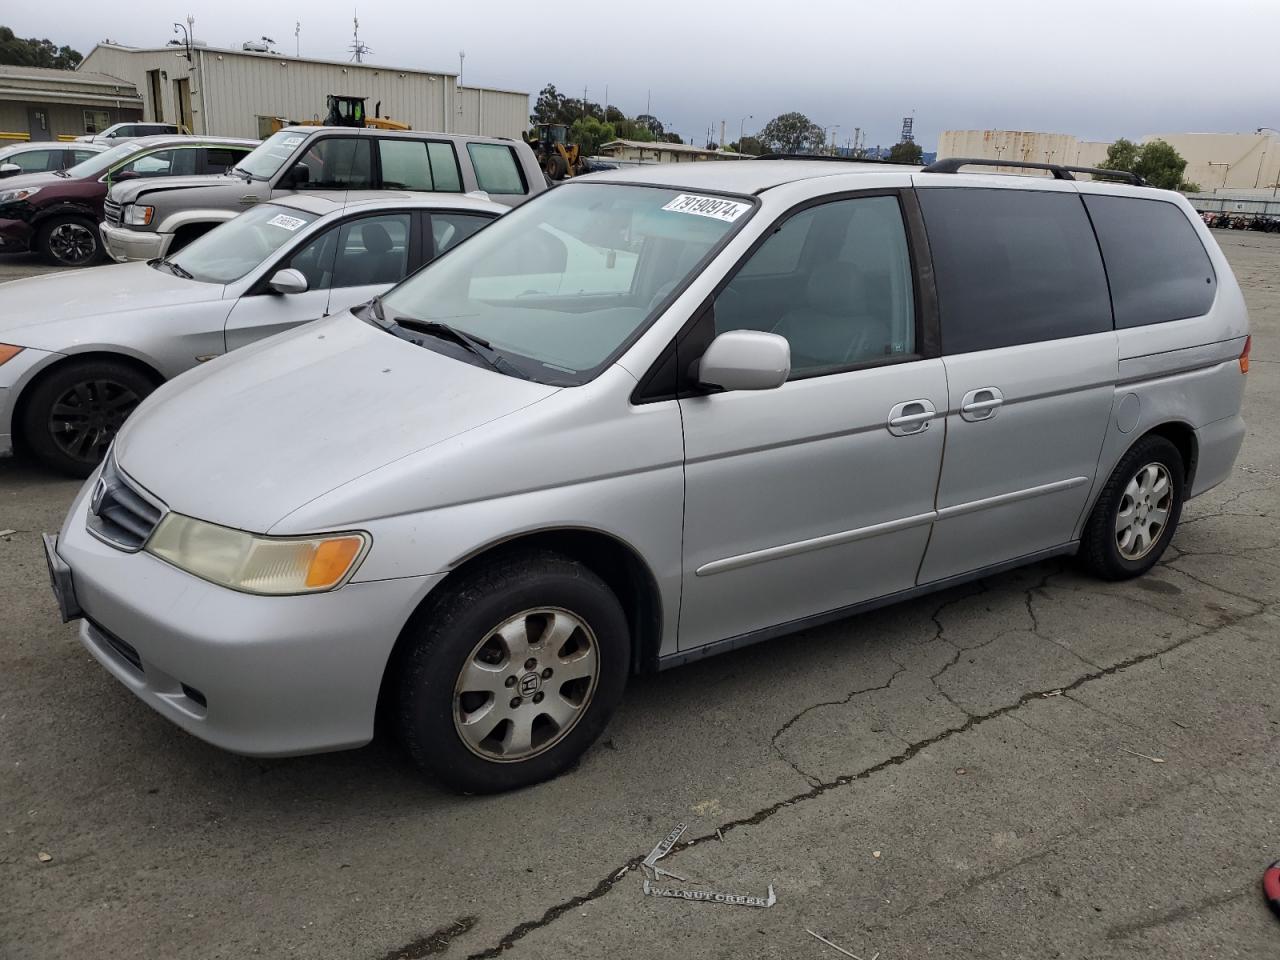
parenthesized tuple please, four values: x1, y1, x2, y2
(283, 227, 340, 292)
(714, 195, 916, 377)
(286, 138, 374, 190)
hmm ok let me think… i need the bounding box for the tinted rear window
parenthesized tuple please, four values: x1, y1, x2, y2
(1083, 195, 1216, 328)
(918, 188, 1112, 354)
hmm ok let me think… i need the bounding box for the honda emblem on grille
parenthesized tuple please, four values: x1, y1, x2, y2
(90, 478, 107, 515)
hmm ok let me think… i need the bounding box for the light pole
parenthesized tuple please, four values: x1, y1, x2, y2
(826, 125, 839, 156)
(1256, 128, 1280, 192)
(458, 50, 465, 88)
(1207, 161, 1230, 191)
(739, 114, 752, 152)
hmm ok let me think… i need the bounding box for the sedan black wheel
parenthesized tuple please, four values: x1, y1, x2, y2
(21, 359, 156, 476)
(37, 216, 102, 267)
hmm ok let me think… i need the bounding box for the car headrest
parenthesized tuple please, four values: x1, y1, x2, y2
(361, 223, 392, 255)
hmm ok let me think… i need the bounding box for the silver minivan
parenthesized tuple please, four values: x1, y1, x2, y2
(44, 158, 1250, 792)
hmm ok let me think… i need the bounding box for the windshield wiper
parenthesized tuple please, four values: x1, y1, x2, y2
(393, 317, 516, 376)
(229, 166, 254, 181)
(154, 257, 192, 279)
(53, 169, 71, 178)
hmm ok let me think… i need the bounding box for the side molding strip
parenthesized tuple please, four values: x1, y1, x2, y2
(935, 476, 1088, 521)
(695, 511, 937, 577)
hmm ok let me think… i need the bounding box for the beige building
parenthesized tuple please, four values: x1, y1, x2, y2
(0, 64, 142, 140)
(598, 139, 747, 164)
(939, 129, 1280, 190)
(78, 42, 528, 141)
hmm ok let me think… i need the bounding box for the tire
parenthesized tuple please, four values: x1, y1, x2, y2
(395, 551, 630, 793)
(20, 359, 156, 477)
(1080, 435, 1185, 581)
(36, 215, 103, 267)
(543, 154, 569, 181)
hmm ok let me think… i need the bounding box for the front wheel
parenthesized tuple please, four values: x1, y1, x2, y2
(1080, 435, 1185, 580)
(395, 552, 630, 793)
(37, 215, 103, 267)
(20, 359, 155, 476)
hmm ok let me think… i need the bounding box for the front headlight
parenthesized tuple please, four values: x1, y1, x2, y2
(0, 185, 39, 204)
(123, 204, 154, 226)
(145, 513, 369, 595)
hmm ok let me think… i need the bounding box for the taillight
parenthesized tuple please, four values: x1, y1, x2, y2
(1240, 335, 1251, 374)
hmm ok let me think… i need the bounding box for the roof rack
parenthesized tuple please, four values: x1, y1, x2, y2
(921, 157, 1145, 186)
(752, 152, 918, 166)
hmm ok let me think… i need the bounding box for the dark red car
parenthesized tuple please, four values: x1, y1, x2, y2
(0, 135, 255, 266)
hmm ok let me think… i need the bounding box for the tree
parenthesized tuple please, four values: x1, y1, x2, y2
(0, 26, 82, 69)
(727, 136, 763, 155)
(888, 140, 923, 164)
(530, 84, 569, 125)
(1102, 137, 1196, 191)
(757, 112, 826, 154)
(569, 117, 616, 157)
(633, 114, 666, 138)
(1102, 137, 1141, 174)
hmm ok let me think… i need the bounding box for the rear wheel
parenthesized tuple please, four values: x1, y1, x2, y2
(1080, 435, 1184, 580)
(37, 215, 102, 267)
(20, 359, 155, 476)
(395, 551, 629, 793)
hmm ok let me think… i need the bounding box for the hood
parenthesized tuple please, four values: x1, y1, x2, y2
(0, 171, 62, 192)
(0, 262, 218, 345)
(114, 311, 560, 532)
(108, 173, 242, 204)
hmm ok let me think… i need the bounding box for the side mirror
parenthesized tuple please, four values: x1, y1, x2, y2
(697, 330, 790, 392)
(0, 163, 21, 178)
(268, 268, 308, 295)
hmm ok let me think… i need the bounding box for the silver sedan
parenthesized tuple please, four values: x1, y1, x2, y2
(0, 191, 504, 474)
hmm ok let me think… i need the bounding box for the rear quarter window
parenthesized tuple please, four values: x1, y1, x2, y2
(918, 187, 1112, 354)
(466, 143, 527, 195)
(1082, 195, 1216, 328)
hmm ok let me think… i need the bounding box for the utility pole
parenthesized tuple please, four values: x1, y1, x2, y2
(583, 85, 589, 118)
(294, 20, 300, 57)
(719, 119, 726, 148)
(458, 50, 465, 88)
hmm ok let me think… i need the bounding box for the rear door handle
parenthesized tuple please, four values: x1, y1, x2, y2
(960, 387, 1004, 422)
(887, 399, 936, 437)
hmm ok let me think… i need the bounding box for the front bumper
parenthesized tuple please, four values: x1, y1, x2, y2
(0, 216, 33, 253)
(100, 223, 171, 263)
(0, 346, 61, 458)
(52, 475, 443, 756)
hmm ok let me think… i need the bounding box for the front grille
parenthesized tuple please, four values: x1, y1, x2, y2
(103, 200, 122, 226)
(86, 456, 165, 552)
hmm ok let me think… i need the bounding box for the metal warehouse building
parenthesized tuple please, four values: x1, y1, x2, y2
(0, 64, 142, 140)
(939, 129, 1280, 191)
(79, 42, 528, 141)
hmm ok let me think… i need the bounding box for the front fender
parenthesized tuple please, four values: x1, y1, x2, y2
(155, 208, 239, 235)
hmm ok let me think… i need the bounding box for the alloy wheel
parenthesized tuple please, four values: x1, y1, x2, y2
(453, 607, 600, 762)
(48, 379, 141, 464)
(1115, 462, 1173, 560)
(47, 222, 97, 265)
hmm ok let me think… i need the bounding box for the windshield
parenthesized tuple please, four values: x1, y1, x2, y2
(167, 203, 321, 283)
(380, 183, 753, 383)
(235, 130, 309, 180)
(62, 140, 141, 179)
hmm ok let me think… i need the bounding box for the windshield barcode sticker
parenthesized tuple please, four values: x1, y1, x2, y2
(282, 136, 305, 147)
(662, 194, 751, 222)
(267, 214, 307, 231)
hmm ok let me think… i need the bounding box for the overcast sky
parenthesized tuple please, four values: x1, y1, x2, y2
(10, 1, 1278, 148)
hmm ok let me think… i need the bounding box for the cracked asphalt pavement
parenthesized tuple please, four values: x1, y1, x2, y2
(3, 231, 1278, 959)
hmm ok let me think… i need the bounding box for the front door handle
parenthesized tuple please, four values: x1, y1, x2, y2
(887, 399, 936, 437)
(240, 195, 259, 205)
(960, 387, 1005, 422)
